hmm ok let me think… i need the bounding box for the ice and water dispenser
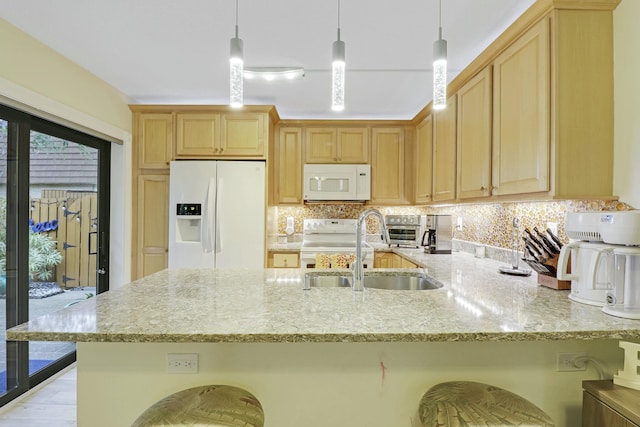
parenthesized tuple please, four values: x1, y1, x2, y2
(175, 203, 202, 243)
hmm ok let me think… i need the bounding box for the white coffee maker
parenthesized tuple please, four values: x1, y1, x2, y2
(557, 212, 613, 306)
(598, 211, 640, 320)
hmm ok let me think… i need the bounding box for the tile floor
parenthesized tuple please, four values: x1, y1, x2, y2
(0, 364, 76, 426)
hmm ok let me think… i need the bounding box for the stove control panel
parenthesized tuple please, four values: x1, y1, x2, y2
(303, 219, 358, 234)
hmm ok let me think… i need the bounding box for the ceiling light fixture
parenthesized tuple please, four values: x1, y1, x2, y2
(331, 0, 345, 111)
(229, 0, 243, 108)
(432, 0, 447, 110)
(244, 67, 305, 81)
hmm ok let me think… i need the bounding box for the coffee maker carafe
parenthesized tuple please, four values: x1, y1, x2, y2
(421, 215, 452, 254)
(598, 211, 640, 320)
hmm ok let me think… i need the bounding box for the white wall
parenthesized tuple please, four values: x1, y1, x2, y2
(614, 0, 640, 208)
(78, 339, 623, 427)
(0, 18, 132, 289)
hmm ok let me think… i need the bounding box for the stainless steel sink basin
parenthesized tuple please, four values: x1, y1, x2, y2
(304, 272, 443, 290)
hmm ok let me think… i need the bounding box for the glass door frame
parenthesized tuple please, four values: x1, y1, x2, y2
(0, 103, 111, 405)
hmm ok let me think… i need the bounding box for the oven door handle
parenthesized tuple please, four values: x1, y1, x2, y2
(421, 230, 428, 246)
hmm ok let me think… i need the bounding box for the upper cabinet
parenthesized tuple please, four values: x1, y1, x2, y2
(274, 127, 303, 205)
(176, 113, 220, 157)
(371, 127, 407, 205)
(457, 67, 492, 200)
(492, 18, 550, 196)
(137, 113, 173, 170)
(304, 127, 369, 163)
(176, 110, 268, 158)
(414, 114, 433, 204)
(432, 95, 457, 203)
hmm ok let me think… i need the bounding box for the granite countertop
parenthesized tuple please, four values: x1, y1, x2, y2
(7, 251, 640, 344)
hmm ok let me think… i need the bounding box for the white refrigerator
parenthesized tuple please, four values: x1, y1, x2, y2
(168, 160, 266, 269)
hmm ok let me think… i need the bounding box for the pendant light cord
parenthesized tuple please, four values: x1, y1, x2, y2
(336, 0, 341, 41)
(235, 0, 239, 38)
(438, 0, 442, 40)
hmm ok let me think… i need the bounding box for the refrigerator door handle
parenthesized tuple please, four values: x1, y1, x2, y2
(201, 177, 217, 253)
(215, 177, 223, 253)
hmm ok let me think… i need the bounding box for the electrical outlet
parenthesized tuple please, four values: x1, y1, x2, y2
(167, 353, 198, 373)
(557, 352, 587, 372)
(456, 217, 463, 231)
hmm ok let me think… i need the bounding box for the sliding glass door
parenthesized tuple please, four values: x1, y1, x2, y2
(0, 104, 110, 405)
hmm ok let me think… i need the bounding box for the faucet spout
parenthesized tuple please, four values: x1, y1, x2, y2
(353, 208, 389, 292)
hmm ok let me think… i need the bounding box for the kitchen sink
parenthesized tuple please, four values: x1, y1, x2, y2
(304, 272, 443, 291)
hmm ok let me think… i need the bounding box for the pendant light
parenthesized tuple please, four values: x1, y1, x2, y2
(229, 0, 243, 108)
(331, 0, 345, 111)
(432, 0, 447, 110)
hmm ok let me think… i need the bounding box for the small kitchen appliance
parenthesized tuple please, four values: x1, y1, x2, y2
(599, 211, 640, 320)
(422, 215, 452, 254)
(556, 212, 612, 306)
(385, 215, 426, 248)
(303, 164, 371, 201)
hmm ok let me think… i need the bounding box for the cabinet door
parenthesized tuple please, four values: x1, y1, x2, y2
(400, 257, 418, 268)
(220, 113, 266, 156)
(492, 18, 550, 196)
(583, 392, 633, 427)
(137, 113, 173, 169)
(176, 113, 220, 156)
(269, 252, 300, 268)
(338, 128, 369, 163)
(371, 128, 406, 205)
(277, 128, 303, 204)
(414, 115, 433, 204)
(304, 128, 338, 163)
(457, 67, 492, 200)
(432, 95, 457, 203)
(374, 252, 394, 268)
(137, 175, 169, 278)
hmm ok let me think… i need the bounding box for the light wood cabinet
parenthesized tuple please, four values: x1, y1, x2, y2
(432, 95, 457, 203)
(268, 252, 300, 268)
(492, 18, 550, 196)
(137, 113, 173, 169)
(371, 128, 406, 205)
(136, 175, 169, 278)
(176, 112, 266, 157)
(274, 127, 303, 204)
(582, 380, 640, 427)
(457, 67, 492, 200)
(414, 114, 433, 204)
(374, 252, 395, 268)
(304, 127, 369, 164)
(373, 252, 418, 268)
(176, 113, 220, 156)
(221, 113, 266, 156)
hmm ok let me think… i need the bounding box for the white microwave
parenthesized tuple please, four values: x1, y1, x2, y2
(303, 164, 371, 201)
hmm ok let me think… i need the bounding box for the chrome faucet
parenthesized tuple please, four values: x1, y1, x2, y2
(353, 208, 389, 292)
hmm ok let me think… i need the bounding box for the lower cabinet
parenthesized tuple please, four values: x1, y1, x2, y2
(582, 380, 640, 427)
(268, 252, 300, 268)
(374, 252, 418, 268)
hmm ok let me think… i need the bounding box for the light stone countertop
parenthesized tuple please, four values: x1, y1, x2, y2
(7, 251, 640, 344)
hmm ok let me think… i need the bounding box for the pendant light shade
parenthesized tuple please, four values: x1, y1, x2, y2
(432, 0, 447, 110)
(229, 0, 243, 108)
(331, 0, 345, 111)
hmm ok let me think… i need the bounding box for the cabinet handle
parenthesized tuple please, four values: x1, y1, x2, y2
(426, 194, 431, 198)
(480, 186, 486, 191)
(220, 147, 225, 153)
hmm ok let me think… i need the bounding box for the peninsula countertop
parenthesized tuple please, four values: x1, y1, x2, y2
(7, 251, 640, 343)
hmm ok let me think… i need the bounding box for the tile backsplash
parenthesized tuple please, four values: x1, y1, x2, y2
(270, 199, 634, 251)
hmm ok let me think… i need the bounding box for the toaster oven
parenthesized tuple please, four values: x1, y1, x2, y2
(384, 215, 426, 248)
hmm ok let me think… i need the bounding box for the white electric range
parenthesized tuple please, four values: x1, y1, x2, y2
(299, 219, 373, 268)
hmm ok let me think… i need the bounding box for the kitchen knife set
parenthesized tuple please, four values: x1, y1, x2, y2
(522, 227, 564, 276)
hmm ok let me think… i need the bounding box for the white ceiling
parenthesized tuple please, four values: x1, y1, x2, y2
(0, 0, 535, 120)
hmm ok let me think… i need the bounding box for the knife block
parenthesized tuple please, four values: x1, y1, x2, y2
(522, 253, 571, 290)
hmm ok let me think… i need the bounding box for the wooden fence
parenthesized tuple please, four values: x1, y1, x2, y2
(30, 193, 97, 289)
